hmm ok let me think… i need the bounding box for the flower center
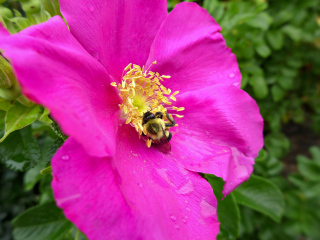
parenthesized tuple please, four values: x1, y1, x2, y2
(111, 62, 184, 138)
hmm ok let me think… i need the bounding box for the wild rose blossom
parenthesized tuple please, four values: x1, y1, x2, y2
(0, 0, 263, 239)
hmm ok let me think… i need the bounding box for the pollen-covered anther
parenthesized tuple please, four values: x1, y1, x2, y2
(111, 62, 184, 136)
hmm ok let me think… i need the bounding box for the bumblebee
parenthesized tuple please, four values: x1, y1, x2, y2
(142, 111, 176, 153)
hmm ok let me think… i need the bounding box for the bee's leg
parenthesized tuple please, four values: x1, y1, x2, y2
(155, 111, 163, 119)
(165, 112, 176, 127)
(165, 131, 172, 141)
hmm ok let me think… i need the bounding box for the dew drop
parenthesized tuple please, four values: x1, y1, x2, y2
(229, 73, 235, 78)
(176, 179, 194, 196)
(170, 215, 176, 221)
(138, 183, 143, 187)
(182, 219, 187, 224)
(185, 200, 189, 204)
(175, 224, 179, 230)
(186, 207, 190, 212)
(89, 6, 94, 12)
(200, 198, 216, 218)
(61, 155, 69, 161)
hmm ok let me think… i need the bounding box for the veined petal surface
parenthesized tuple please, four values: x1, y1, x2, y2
(52, 131, 219, 240)
(0, 16, 121, 157)
(59, 0, 168, 81)
(169, 84, 264, 195)
(146, 2, 241, 93)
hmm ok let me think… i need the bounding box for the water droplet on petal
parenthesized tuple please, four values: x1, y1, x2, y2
(170, 215, 176, 221)
(200, 198, 216, 218)
(61, 155, 69, 161)
(182, 219, 187, 224)
(175, 224, 179, 230)
(185, 200, 189, 204)
(229, 73, 235, 78)
(138, 183, 143, 188)
(186, 207, 191, 212)
(176, 179, 194, 196)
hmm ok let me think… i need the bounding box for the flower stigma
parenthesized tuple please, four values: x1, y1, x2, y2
(111, 62, 184, 145)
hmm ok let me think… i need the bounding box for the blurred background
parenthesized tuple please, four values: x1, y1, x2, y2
(0, 0, 320, 239)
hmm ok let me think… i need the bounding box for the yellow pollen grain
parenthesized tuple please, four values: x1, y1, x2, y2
(111, 62, 185, 137)
(147, 138, 152, 148)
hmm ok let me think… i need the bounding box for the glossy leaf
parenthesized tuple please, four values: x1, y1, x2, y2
(297, 155, 320, 181)
(206, 174, 240, 240)
(233, 175, 285, 222)
(0, 125, 41, 171)
(246, 12, 272, 30)
(0, 97, 13, 111)
(266, 30, 284, 50)
(39, 107, 53, 124)
(1, 101, 40, 141)
(12, 202, 72, 240)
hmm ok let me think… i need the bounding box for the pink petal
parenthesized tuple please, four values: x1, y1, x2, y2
(59, 0, 168, 81)
(0, 16, 121, 157)
(146, 2, 241, 92)
(168, 84, 263, 195)
(52, 131, 219, 240)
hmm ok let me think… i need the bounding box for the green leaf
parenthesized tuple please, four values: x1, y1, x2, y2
(40, 166, 52, 174)
(309, 146, 320, 164)
(39, 107, 53, 124)
(24, 133, 56, 191)
(255, 149, 268, 162)
(0, 97, 13, 111)
(278, 75, 294, 90)
(41, 0, 61, 16)
(297, 155, 320, 181)
(265, 132, 290, 158)
(282, 25, 302, 41)
(266, 30, 284, 50)
(45, 138, 64, 162)
(20, 0, 41, 15)
(8, 17, 32, 30)
(251, 75, 269, 99)
(246, 12, 273, 30)
(1, 101, 40, 141)
(12, 202, 72, 240)
(51, 120, 67, 140)
(233, 175, 285, 222)
(206, 175, 240, 240)
(0, 125, 41, 171)
(271, 85, 286, 102)
(255, 43, 271, 58)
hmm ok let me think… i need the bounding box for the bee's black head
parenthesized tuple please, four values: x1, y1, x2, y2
(142, 111, 155, 125)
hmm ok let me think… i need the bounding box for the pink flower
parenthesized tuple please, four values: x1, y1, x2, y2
(0, 1, 263, 239)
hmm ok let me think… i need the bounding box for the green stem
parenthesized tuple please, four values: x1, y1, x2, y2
(75, 229, 80, 240)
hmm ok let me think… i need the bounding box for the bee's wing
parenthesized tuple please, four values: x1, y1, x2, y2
(153, 127, 171, 154)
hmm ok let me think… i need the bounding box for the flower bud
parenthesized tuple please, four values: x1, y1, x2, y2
(0, 55, 21, 100)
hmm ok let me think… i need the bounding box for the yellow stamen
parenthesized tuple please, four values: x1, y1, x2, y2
(161, 75, 171, 79)
(110, 62, 185, 138)
(173, 106, 185, 112)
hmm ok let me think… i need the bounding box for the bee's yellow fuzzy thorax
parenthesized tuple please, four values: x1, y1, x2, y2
(111, 62, 184, 137)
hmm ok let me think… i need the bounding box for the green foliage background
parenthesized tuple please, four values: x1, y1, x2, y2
(0, 0, 320, 239)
